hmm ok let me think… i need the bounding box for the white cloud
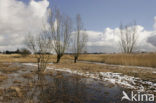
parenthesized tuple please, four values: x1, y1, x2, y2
(153, 17, 156, 30)
(86, 25, 156, 53)
(86, 28, 119, 47)
(147, 17, 156, 50)
(0, 0, 49, 50)
(86, 29, 120, 53)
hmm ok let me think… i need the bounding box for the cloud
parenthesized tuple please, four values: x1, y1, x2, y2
(85, 28, 120, 53)
(0, 0, 49, 50)
(86, 25, 156, 53)
(87, 28, 119, 46)
(153, 17, 156, 30)
(146, 17, 156, 50)
(147, 32, 156, 48)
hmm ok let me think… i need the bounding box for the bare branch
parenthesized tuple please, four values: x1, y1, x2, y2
(25, 30, 52, 72)
(49, 8, 72, 63)
(71, 14, 88, 63)
(119, 22, 138, 53)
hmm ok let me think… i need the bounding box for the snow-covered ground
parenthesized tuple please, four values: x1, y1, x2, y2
(23, 63, 156, 93)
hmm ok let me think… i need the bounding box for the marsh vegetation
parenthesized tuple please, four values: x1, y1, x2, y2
(0, 63, 130, 103)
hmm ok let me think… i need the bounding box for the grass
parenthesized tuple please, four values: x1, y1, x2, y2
(0, 54, 72, 63)
(0, 74, 8, 82)
(0, 54, 36, 63)
(22, 73, 34, 79)
(78, 53, 156, 67)
(0, 53, 156, 68)
(0, 63, 21, 73)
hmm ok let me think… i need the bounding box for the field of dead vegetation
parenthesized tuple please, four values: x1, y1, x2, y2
(0, 54, 156, 83)
(0, 54, 156, 101)
(78, 53, 156, 67)
(1, 53, 156, 68)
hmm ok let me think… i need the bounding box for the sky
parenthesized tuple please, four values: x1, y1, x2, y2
(0, 0, 156, 53)
(50, 0, 156, 31)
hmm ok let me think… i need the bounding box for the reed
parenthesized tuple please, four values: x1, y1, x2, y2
(79, 53, 156, 67)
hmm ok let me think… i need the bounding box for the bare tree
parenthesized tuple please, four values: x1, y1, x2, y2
(119, 22, 138, 53)
(25, 31, 52, 72)
(49, 9, 72, 63)
(72, 14, 88, 63)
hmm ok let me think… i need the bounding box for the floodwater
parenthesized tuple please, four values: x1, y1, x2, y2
(0, 63, 155, 103)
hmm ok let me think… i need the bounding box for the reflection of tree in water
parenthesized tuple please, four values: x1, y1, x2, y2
(25, 72, 88, 103)
(1, 70, 124, 103)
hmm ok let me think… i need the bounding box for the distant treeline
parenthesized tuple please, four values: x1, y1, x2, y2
(0, 48, 31, 56)
(0, 49, 148, 55)
(0, 49, 21, 54)
(0, 50, 104, 55)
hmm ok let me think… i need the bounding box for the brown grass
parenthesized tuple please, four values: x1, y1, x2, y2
(0, 54, 72, 63)
(78, 53, 156, 67)
(0, 53, 156, 68)
(0, 63, 21, 73)
(9, 86, 22, 97)
(22, 73, 34, 79)
(0, 74, 8, 82)
(0, 54, 36, 63)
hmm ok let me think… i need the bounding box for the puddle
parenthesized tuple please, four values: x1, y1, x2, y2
(0, 63, 155, 103)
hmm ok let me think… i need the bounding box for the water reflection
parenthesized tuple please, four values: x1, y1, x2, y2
(25, 72, 92, 103)
(21, 71, 124, 103)
(0, 64, 130, 103)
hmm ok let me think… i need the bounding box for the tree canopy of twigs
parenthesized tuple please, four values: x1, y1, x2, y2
(49, 8, 72, 63)
(25, 31, 52, 72)
(119, 22, 138, 53)
(71, 14, 88, 63)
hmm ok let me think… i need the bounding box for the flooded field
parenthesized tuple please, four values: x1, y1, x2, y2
(0, 63, 155, 103)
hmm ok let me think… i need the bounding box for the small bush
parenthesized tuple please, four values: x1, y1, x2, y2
(20, 48, 31, 57)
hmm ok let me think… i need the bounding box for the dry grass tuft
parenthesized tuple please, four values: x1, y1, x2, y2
(0, 74, 8, 82)
(22, 73, 34, 79)
(9, 86, 22, 97)
(0, 63, 21, 73)
(13, 80, 22, 84)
